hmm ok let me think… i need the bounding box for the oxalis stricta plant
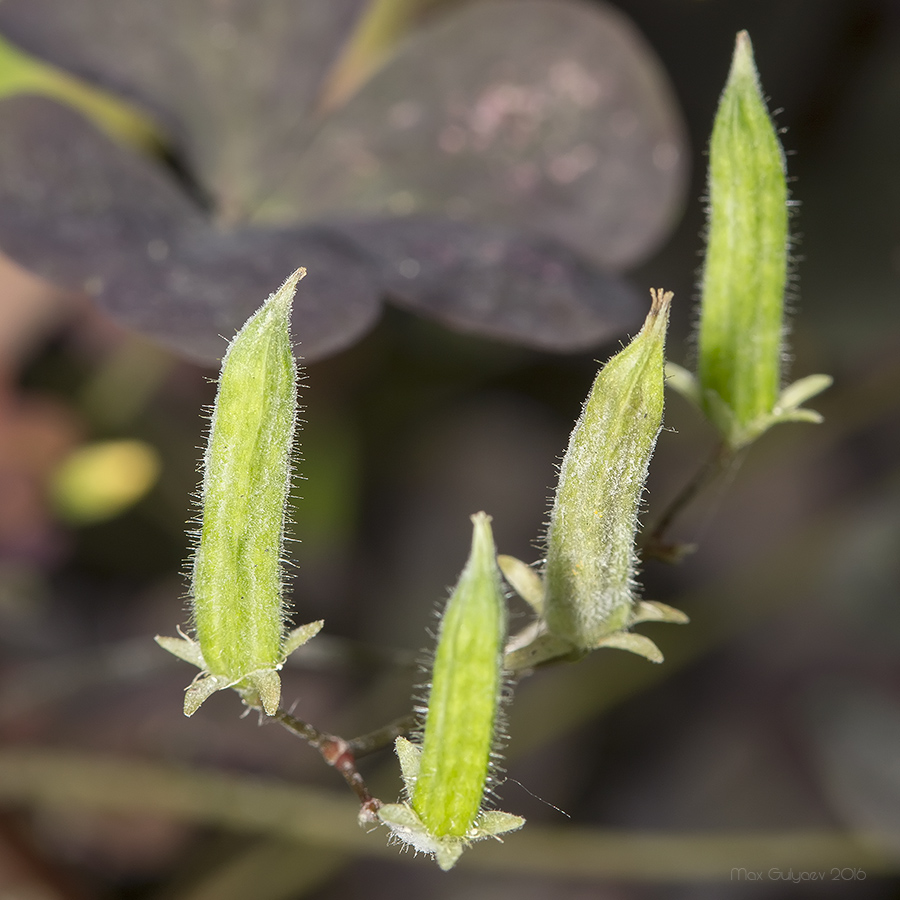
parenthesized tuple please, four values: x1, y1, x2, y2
(155, 30, 830, 872)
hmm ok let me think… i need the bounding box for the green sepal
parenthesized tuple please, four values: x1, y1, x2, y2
(504, 624, 581, 672)
(283, 620, 326, 657)
(776, 373, 833, 412)
(395, 736, 421, 798)
(721, 373, 833, 448)
(184, 674, 231, 717)
(630, 600, 690, 626)
(157, 618, 322, 716)
(594, 631, 664, 663)
(474, 810, 527, 837)
(668, 365, 831, 448)
(154, 633, 205, 669)
(497, 554, 544, 614)
(503, 597, 688, 672)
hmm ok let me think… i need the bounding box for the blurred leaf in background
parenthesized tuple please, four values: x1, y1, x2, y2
(0, 0, 688, 363)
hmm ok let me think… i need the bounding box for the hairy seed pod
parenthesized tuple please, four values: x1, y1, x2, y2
(698, 31, 788, 446)
(378, 513, 523, 870)
(543, 289, 671, 650)
(414, 511, 506, 837)
(693, 31, 830, 447)
(157, 269, 322, 716)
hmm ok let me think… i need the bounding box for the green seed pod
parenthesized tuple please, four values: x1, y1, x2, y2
(156, 269, 322, 716)
(543, 289, 671, 651)
(698, 32, 798, 447)
(669, 31, 829, 447)
(378, 512, 523, 870)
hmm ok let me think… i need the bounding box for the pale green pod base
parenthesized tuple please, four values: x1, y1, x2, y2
(543, 290, 671, 650)
(156, 619, 323, 716)
(379, 737, 524, 871)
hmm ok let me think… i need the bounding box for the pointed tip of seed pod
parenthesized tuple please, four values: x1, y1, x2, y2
(284, 266, 307, 291)
(648, 288, 674, 317)
(267, 267, 306, 318)
(469, 511, 496, 564)
(729, 30, 759, 88)
(644, 289, 673, 342)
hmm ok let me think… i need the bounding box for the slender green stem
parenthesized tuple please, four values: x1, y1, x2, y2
(347, 712, 418, 758)
(643, 441, 740, 561)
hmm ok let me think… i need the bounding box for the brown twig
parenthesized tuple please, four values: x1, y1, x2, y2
(273, 709, 383, 822)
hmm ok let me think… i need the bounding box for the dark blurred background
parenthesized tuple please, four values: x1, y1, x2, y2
(0, 1, 899, 898)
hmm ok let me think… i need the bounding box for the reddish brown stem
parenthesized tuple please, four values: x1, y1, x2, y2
(273, 709, 383, 822)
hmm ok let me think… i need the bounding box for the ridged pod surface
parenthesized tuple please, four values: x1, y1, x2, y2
(157, 268, 322, 716)
(543, 289, 670, 649)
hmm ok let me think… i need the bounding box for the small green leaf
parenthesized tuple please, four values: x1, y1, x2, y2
(543, 289, 671, 649)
